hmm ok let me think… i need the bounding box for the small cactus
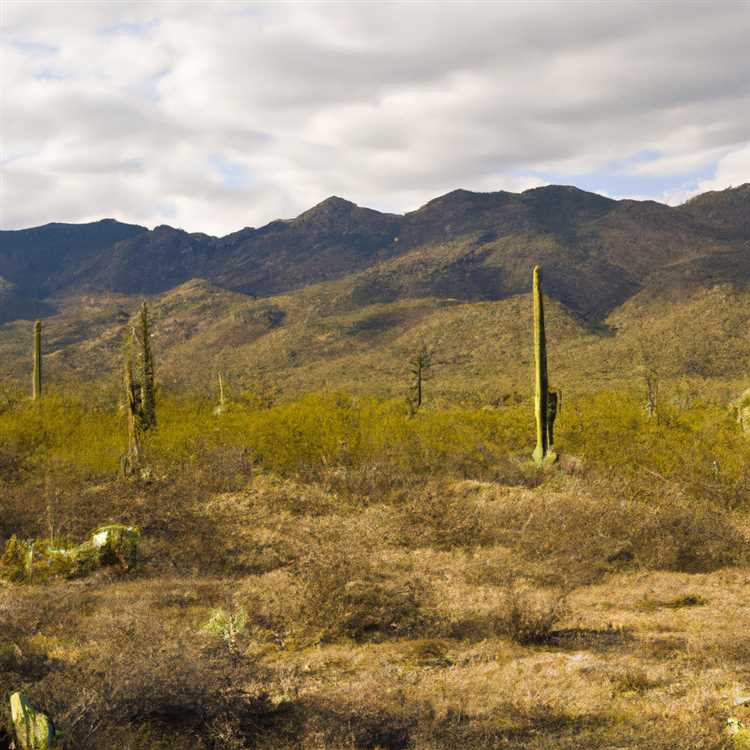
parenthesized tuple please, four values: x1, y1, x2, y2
(32, 320, 42, 401)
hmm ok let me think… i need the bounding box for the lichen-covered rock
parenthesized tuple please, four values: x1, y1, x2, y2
(10, 692, 60, 749)
(89, 524, 140, 570)
(730, 389, 750, 433)
(1, 525, 140, 582)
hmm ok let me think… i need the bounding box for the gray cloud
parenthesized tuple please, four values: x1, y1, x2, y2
(1, 0, 748, 234)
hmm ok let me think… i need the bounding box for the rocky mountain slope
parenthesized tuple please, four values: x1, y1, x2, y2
(0, 184, 748, 397)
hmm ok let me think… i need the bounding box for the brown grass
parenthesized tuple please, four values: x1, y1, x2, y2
(1, 467, 748, 748)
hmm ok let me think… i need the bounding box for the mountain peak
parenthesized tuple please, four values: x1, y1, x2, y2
(319, 195, 357, 209)
(295, 196, 358, 220)
(413, 188, 516, 214)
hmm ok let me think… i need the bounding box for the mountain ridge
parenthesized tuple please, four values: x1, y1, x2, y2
(0, 182, 748, 393)
(1, 183, 748, 319)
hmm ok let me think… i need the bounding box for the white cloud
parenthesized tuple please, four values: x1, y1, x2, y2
(695, 143, 750, 193)
(1, 1, 749, 234)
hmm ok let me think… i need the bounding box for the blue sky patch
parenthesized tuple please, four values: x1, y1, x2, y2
(209, 154, 255, 189)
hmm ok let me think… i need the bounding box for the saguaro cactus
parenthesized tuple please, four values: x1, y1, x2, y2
(138, 302, 156, 431)
(121, 333, 142, 477)
(532, 266, 557, 467)
(32, 320, 42, 401)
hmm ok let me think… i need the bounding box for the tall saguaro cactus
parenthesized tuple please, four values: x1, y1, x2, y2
(138, 302, 156, 431)
(32, 320, 42, 401)
(532, 266, 558, 467)
(122, 333, 142, 477)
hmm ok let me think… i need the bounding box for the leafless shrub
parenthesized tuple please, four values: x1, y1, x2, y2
(490, 479, 749, 585)
(397, 486, 486, 550)
(293, 526, 433, 642)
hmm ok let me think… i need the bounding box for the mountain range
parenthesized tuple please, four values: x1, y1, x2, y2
(1, 183, 749, 400)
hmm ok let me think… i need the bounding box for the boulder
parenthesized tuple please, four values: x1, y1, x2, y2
(730, 389, 750, 433)
(2, 525, 139, 581)
(42, 525, 140, 578)
(89, 524, 140, 570)
(9, 692, 59, 749)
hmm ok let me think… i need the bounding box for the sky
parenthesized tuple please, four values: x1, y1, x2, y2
(1, 1, 749, 236)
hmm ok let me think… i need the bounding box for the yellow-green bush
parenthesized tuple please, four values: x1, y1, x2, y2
(0, 395, 121, 478)
(1, 388, 749, 510)
(560, 390, 750, 508)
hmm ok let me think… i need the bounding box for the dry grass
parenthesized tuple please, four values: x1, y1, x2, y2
(1, 468, 749, 748)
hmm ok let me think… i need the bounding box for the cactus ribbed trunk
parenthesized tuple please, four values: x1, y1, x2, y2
(32, 320, 42, 401)
(123, 335, 141, 476)
(532, 266, 549, 466)
(138, 302, 156, 431)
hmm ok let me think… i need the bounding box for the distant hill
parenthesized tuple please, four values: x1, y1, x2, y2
(0, 218, 147, 297)
(0, 184, 748, 396)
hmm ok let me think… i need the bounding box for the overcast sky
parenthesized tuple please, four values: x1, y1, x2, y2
(1, 1, 749, 235)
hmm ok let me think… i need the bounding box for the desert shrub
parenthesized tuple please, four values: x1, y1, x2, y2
(318, 461, 421, 503)
(493, 585, 569, 645)
(247, 473, 346, 516)
(292, 525, 433, 642)
(560, 390, 750, 510)
(490, 480, 749, 585)
(608, 667, 661, 695)
(2, 386, 750, 508)
(27, 624, 277, 750)
(0, 582, 285, 750)
(444, 584, 569, 645)
(397, 486, 486, 550)
(297, 689, 426, 750)
(0, 396, 121, 478)
(0, 445, 23, 483)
